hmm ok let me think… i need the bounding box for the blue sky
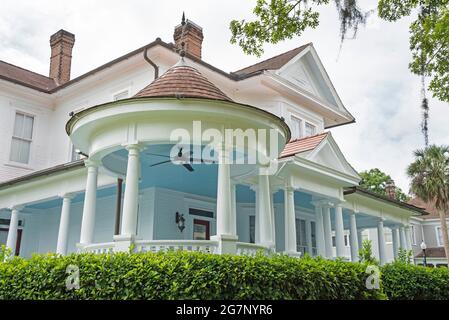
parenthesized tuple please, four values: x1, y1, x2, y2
(0, 0, 447, 193)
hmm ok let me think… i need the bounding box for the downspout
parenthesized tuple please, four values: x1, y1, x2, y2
(144, 46, 159, 79)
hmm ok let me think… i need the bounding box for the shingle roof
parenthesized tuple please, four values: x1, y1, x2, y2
(415, 247, 447, 258)
(279, 132, 328, 158)
(407, 197, 449, 219)
(232, 44, 310, 77)
(134, 61, 232, 102)
(0, 60, 57, 92)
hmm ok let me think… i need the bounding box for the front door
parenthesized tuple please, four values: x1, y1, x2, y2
(0, 228, 22, 256)
(193, 219, 210, 240)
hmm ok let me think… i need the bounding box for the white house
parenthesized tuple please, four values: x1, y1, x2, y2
(0, 17, 427, 264)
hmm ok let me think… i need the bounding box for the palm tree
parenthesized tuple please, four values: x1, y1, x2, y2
(407, 145, 449, 266)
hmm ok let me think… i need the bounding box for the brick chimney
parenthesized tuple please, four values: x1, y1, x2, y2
(173, 13, 203, 59)
(49, 29, 75, 85)
(385, 180, 396, 200)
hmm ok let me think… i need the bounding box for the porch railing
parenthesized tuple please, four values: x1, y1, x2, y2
(81, 242, 115, 254)
(236, 242, 271, 256)
(134, 239, 219, 254)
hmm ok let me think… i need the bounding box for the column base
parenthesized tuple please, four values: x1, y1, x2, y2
(113, 234, 139, 253)
(211, 234, 238, 254)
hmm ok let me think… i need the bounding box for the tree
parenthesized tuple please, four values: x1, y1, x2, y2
(359, 168, 410, 202)
(407, 145, 449, 266)
(230, 0, 449, 145)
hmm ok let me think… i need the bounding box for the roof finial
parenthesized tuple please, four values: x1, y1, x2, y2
(181, 12, 186, 26)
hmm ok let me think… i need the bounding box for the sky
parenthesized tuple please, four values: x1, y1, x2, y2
(0, 0, 448, 193)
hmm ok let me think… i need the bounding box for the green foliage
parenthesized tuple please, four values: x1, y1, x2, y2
(0, 245, 12, 262)
(0, 251, 384, 300)
(407, 144, 449, 265)
(382, 261, 449, 300)
(396, 247, 413, 264)
(359, 168, 410, 202)
(358, 239, 379, 265)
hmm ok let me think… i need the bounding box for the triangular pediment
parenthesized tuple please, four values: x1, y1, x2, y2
(299, 133, 360, 179)
(276, 45, 346, 113)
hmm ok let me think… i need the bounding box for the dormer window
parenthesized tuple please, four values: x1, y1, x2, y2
(291, 116, 303, 139)
(305, 122, 316, 136)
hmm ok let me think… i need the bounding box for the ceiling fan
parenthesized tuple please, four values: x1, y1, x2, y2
(147, 147, 214, 172)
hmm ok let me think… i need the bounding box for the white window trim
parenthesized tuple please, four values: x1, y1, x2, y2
(436, 226, 443, 247)
(290, 115, 304, 139)
(304, 122, 316, 136)
(7, 110, 36, 168)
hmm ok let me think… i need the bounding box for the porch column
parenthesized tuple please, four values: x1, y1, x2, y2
(212, 144, 237, 253)
(306, 220, 313, 255)
(56, 194, 75, 255)
(79, 160, 98, 245)
(377, 219, 387, 265)
(284, 184, 297, 253)
(399, 226, 407, 250)
(230, 181, 237, 237)
(405, 226, 412, 250)
(391, 227, 400, 259)
(313, 204, 326, 257)
(270, 189, 276, 248)
(349, 211, 359, 262)
(120, 144, 142, 238)
(322, 205, 333, 258)
(6, 207, 21, 256)
(334, 204, 345, 258)
(258, 167, 274, 248)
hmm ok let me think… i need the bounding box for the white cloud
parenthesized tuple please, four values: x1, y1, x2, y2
(0, 0, 447, 193)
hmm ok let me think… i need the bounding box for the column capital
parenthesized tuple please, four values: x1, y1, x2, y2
(59, 193, 76, 200)
(249, 184, 259, 192)
(84, 159, 100, 168)
(123, 143, 144, 152)
(9, 205, 24, 212)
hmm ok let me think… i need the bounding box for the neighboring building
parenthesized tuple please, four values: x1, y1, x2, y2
(0, 17, 427, 264)
(408, 198, 449, 267)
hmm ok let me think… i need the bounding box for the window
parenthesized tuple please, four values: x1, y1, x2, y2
(305, 122, 316, 136)
(385, 229, 393, 244)
(249, 216, 255, 243)
(70, 144, 81, 162)
(113, 90, 129, 101)
(291, 116, 303, 139)
(10, 112, 34, 164)
(436, 227, 444, 246)
(344, 234, 349, 247)
(296, 219, 307, 254)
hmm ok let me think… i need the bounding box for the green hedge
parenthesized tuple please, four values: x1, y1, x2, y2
(382, 262, 449, 300)
(0, 251, 384, 300)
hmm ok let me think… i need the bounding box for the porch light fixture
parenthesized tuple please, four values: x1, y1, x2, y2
(176, 211, 185, 232)
(420, 241, 427, 267)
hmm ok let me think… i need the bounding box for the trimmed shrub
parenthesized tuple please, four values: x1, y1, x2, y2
(382, 262, 449, 300)
(0, 251, 384, 300)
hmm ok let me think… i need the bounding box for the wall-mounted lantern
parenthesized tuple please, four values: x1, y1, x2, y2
(175, 211, 185, 232)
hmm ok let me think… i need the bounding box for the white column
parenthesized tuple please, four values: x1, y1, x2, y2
(349, 211, 359, 262)
(306, 220, 313, 255)
(230, 182, 237, 237)
(120, 144, 142, 238)
(399, 226, 407, 250)
(56, 194, 74, 255)
(334, 204, 345, 258)
(270, 190, 276, 248)
(284, 185, 297, 253)
(405, 226, 412, 250)
(322, 206, 333, 258)
(79, 161, 98, 245)
(6, 207, 21, 256)
(215, 144, 232, 237)
(258, 168, 274, 248)
(392, 227, 400, 259)
(314, 204, 326, 257)
(377, 219, 387, 265)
